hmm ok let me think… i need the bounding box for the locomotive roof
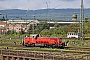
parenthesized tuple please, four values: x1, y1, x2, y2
(30, 34, 39, 37)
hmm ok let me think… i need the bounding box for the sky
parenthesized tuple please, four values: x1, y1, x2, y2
(0, 0, 89, 10)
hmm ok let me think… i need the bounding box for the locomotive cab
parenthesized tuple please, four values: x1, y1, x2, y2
(23, 34, 39, 47)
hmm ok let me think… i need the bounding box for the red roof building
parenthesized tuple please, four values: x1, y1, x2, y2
(0, 21, 6, 33)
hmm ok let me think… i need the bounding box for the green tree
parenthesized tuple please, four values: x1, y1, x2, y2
(40, 29, 51, 36)
(27, 25, 33, 34)
(19, 29, 25, 34)
(27, 22, 50, 34)
(6, 30, 17, 35)
(54, 22, 60, 28)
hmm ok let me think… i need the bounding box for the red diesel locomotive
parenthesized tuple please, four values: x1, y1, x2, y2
(22, 34, 66, 48)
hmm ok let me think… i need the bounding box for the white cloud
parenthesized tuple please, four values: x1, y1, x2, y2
(60, 0, 77, 2)
(0, 0, 89, 10)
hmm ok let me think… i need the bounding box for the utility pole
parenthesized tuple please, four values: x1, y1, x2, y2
(46, 2, 51, 28)
(80, 0, 84, 40)
(46, 2, 49, 21)
(5, 14, 8, 36)
(33, 15, 35, 34)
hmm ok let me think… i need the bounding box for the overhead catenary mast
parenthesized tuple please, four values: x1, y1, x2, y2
(80, 0, 84, 40)
(46, 2, 49, 21)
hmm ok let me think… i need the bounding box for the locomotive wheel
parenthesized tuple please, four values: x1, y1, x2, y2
(25, 44, 29, 47)
(46, 44, 49, 48)
(25, 43, 31, 47)
(59, 45, 64, 49)
(44, 44, 47, 47)
(29, 43, 35, 47)
(32, 43, 35, 47)
(52, 45, 55, 48)
(47, 44, 52, 48)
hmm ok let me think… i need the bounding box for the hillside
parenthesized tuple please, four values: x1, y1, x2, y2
(0, 9, 90, 20)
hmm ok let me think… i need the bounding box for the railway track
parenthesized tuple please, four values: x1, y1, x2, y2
(65, 46, 90, 51)
(1, 43, 90, 51)
(0, 44, 90, 51)
(62, 37, 90, 40)
(0, 43, 90, 60)
(0, 36, 90, 60)
(0, 49, 90, 60)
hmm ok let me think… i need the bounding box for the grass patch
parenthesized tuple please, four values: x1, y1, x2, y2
(0, 46, 17, 49)
(63, 39, 90, 47)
